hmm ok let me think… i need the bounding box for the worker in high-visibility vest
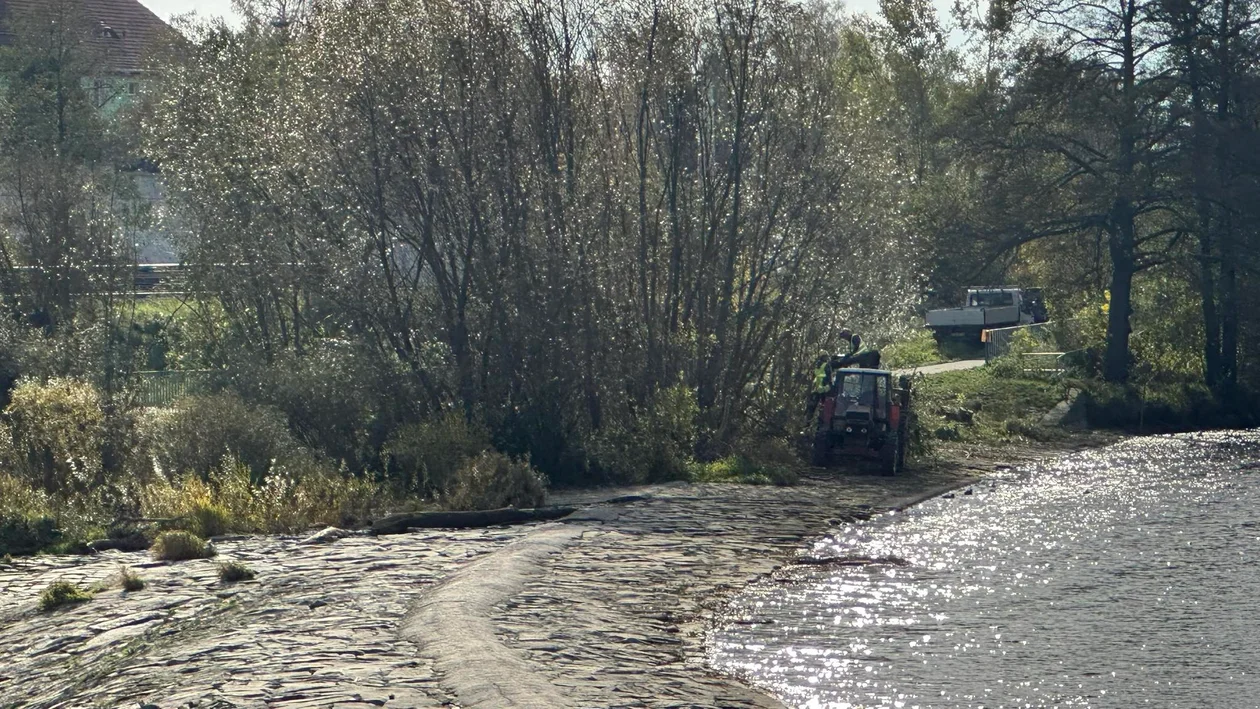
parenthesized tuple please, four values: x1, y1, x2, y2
(840, 333, 881, 369)
(807, 352, 831, 419)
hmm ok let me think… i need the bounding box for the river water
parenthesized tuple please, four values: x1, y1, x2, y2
(708, 431, 1260, 708)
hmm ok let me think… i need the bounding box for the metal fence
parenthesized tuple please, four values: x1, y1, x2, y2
(1018, 351, 1069, 378)
(131, 370, 214, 407)
(983, 322, 1055, 361)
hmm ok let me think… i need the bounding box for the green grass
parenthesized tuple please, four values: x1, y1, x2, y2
(881, 329, 985, 369)
(911, 366, 1065, 446)
(128, 296, 190, 319)
(881, 329, 942, 369)
(38, 581, 94, 611)
(217, 560, 256, 583)
(688, 454, 800, 486)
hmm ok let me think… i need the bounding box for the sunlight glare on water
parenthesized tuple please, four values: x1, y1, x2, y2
(708, 431, 1260, 708)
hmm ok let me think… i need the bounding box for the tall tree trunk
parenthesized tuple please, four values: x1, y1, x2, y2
(1172, 6, 1224, 389)
(1104, 0, 1138, 384)
(1220, 223, 1238, 385)
(637, 8, 660, 398)
(1104, 212, 1135, 383)
(1215, 0, 1238, 387)
(705, 0, 758, 429)
(1198, 207, 1222, 387)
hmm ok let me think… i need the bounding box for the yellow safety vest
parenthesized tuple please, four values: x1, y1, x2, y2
(813, 364, 830, 393)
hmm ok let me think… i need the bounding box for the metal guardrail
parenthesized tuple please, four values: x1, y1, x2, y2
(1019, 351, 1068, 377)
(982, 322, 1054, 361)
(1010, 350, 1089, 379)
(132, 370, 214, 407)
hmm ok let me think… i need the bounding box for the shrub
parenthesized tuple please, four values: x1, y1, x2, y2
(140, 391, 299, 482)
(236, 346, 403, 473)
(254, 455, 385, 531)
(150, 530, 216, 561)
(38, 581, 93, 611)
(881, 329, 941, 369)
(0, 470, 115, 555)
(2, 378, 105, 495)
(142, 454, 391, 535)
(584, 384, 698, 484)
(189, 502, 231, 538)
(117, 566, 146, 592)
(0, 470, 60, 556)
(583, 426, 657, 484)
(384, 411, 490, 494)
(1077, 379, 1240, 431)
(443, 451, 548, 511)
(0, 515, 61, 557)
(217, 560, 256, 583)
(0, 320, 20, 409)
(986, 353, 1025, 380)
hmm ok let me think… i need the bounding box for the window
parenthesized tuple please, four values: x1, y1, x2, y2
(969, 291, 1015, 307)
(840, 374, 876, 406)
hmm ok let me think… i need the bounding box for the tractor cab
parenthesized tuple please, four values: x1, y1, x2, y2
(812, 368, 911, 475)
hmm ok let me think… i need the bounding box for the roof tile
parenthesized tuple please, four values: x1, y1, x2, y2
(0, 0, 173, 74)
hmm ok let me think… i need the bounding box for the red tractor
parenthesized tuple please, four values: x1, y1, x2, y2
(811, 368, 911, 475)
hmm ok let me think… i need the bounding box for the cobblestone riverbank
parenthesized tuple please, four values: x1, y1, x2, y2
(0, 441, 1099, 709)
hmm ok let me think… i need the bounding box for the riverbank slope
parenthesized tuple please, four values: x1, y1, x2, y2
(0, 436, 1111, 709)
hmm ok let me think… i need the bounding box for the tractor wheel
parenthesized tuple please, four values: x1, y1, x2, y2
(900, 411, 912, 460)
(881, 433, 901, 476)
(811, 431, 829, 467)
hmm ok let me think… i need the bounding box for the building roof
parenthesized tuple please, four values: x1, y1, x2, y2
(0, 0, 173, 75)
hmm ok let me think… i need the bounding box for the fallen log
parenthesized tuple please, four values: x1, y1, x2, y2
(371, 506, 577, 535)
(86, 535, 150, 553)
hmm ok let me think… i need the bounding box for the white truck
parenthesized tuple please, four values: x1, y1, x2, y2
(925, 287, 1048, 342)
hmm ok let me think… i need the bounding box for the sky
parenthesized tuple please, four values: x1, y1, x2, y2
(136, 0, 891, 26)
(137, 0, 239, 25)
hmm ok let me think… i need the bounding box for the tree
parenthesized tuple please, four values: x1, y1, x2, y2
(150, 0, 929, 478)
(1161, 0, 1260, 391)
(0, 0, 146, 334)
(944, 0, 1183, 382)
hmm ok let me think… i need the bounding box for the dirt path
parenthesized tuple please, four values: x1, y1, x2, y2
(0, 439, 1105, 709)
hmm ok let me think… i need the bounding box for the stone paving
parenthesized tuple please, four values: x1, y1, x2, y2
(0, 529, 529, 709)
(494, 467, 983, 709)
(0, 442, 1090, 709)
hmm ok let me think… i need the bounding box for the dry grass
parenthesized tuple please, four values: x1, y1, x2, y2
(150, 530, 216, 561)
(116, 566, 146, 592)
(217, 560, 256, 583)
(443, 451, 547, 511)
(141, 455, 397, 536)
